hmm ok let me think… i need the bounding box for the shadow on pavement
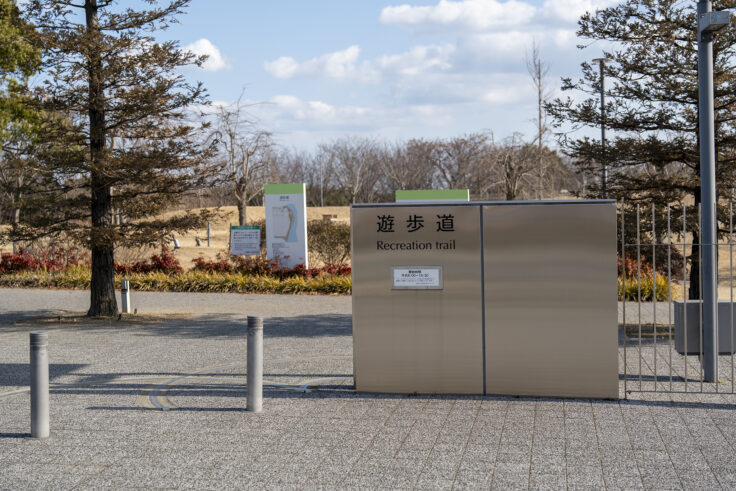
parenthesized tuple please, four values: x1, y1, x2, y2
(0, 432, 30, 439)
(0, 363, 88, 387)
(0, 310, 64, 326)
(130, 314, 352, 340)
(2, 313, 353, 340)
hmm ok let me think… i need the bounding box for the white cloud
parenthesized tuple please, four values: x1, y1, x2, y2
(378, 44, 455, 76)
(456, 28, 577, 66)
(185, 38, 229, 72)
(253, 0, 617, 147)
(542, 0, 617, 23)
(265, 44, 454, 83)
(264, 46, 364, 80)
(380, 0, 617, 28)
(380, 0, 537, 30)
(256, 94, 455, 134)
(269, 95, 367, 122)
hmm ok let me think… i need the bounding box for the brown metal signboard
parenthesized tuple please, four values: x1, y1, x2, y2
(351, 200, 618, 399)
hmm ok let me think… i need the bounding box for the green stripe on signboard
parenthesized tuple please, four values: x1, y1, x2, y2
(395, 189, 469, 201)
(231, 225, 260, 230)
(264, 183, 306, 195)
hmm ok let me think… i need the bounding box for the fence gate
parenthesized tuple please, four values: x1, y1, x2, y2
(620, 200, 736, 398)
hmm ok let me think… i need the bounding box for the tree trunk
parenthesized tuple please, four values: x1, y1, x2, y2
(689, 191, 702, 301)
(12, 205, 19, 254)
(239, 190, 247, 226)
(89, 241, 116, 316)
(86, 0, 117, 317)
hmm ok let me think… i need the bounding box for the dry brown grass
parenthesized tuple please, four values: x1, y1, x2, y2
(0, 206, 352, 270)
(163, 206, 350, 269)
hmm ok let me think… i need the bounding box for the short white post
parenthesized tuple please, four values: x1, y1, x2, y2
(207, 222, 211, 247)
(121, 279, 131, 314)
(247, 316, 263, 413)
(30, 331, 49, 439)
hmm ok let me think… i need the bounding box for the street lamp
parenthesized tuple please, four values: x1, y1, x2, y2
(697, 1, 730, 382)
(592, 56, 611, 198)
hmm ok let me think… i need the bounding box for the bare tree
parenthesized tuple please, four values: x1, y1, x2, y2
(380, 139, 437, 192)
(491, 134, 538, 200)
(214, 94, 273, 225)
(526, 40, 551, 200)
(434, 133, 491, 198)
(320, 137, 382, 204)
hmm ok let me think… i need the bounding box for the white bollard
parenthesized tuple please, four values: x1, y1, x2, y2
(247, 316, 263, 413)
(30, 331, 49, 439)
(207, 222, 211, 247)
(121, 279, 131, 314)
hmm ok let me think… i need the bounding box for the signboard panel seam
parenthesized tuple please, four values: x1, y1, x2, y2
(480, 206, 487, 396)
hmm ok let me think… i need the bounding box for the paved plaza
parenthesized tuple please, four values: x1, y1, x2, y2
(2, 289, 736, 490)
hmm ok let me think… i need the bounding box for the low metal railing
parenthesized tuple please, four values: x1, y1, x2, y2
(620, 200, 736, 396)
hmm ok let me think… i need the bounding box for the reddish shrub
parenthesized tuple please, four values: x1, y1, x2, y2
(618, 256, 654, 278)
(192, 254, 233, 273)
(190, 253, 351, 278)
(0, 246, 89, 274)
(116, 248, 183, 274)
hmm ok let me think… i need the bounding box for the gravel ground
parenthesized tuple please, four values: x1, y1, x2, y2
(2, 288, 736, 490)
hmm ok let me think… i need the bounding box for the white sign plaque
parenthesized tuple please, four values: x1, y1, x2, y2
(265, 183, 309, 268)
(391, 266, 443, 290)
(230, 225, 261, 256)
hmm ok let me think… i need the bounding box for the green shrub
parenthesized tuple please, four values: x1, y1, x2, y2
(0, 266, 351, 295)
(307, 220, 350, 265)
(618, 273, 670, 301)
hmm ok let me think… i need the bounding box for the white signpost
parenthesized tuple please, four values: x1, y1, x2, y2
(264, 183, 308, 268)
(230, 225, 261, 256)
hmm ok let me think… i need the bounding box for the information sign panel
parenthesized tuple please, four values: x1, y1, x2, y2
(391, 266, 443, 289)
(264, 183, 308, 268)
(230, 225, 260, 256)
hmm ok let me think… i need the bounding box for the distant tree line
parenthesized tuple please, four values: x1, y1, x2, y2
(179, 132, 583, 225)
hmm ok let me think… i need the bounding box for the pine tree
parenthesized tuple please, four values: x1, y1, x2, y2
(0, 0, 41, 237)
(13, 0, 218, 316)
(547, 0, 736, 297)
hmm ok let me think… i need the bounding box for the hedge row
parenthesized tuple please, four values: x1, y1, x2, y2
(0, 266, 351, 295)
(1, 262, 668, 300)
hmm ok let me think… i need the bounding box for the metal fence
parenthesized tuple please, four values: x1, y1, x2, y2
(620, 200, 736, 396)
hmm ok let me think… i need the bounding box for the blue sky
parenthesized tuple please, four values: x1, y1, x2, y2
(84, 0, 620, 149)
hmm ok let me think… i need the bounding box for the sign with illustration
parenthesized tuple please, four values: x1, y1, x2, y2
(230, 225, 261, 256)
(264, 183, 308, 268)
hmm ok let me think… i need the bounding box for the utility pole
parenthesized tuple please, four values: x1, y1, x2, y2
(697, 1, 730, 382)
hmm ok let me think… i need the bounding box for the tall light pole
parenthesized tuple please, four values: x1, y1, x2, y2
(697, 2, 730, 382)
(592, 57, 609, 198)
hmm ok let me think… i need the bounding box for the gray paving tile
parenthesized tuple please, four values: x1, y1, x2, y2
(414, 477, 454, 490)
(4, 294, 736, 490)
(530, 472, 566, 490)
(453, 470, 491, 489)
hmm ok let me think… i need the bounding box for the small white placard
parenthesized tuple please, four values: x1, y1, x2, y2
(391, 266, 443, 290)
(231, 226, 261, 256)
